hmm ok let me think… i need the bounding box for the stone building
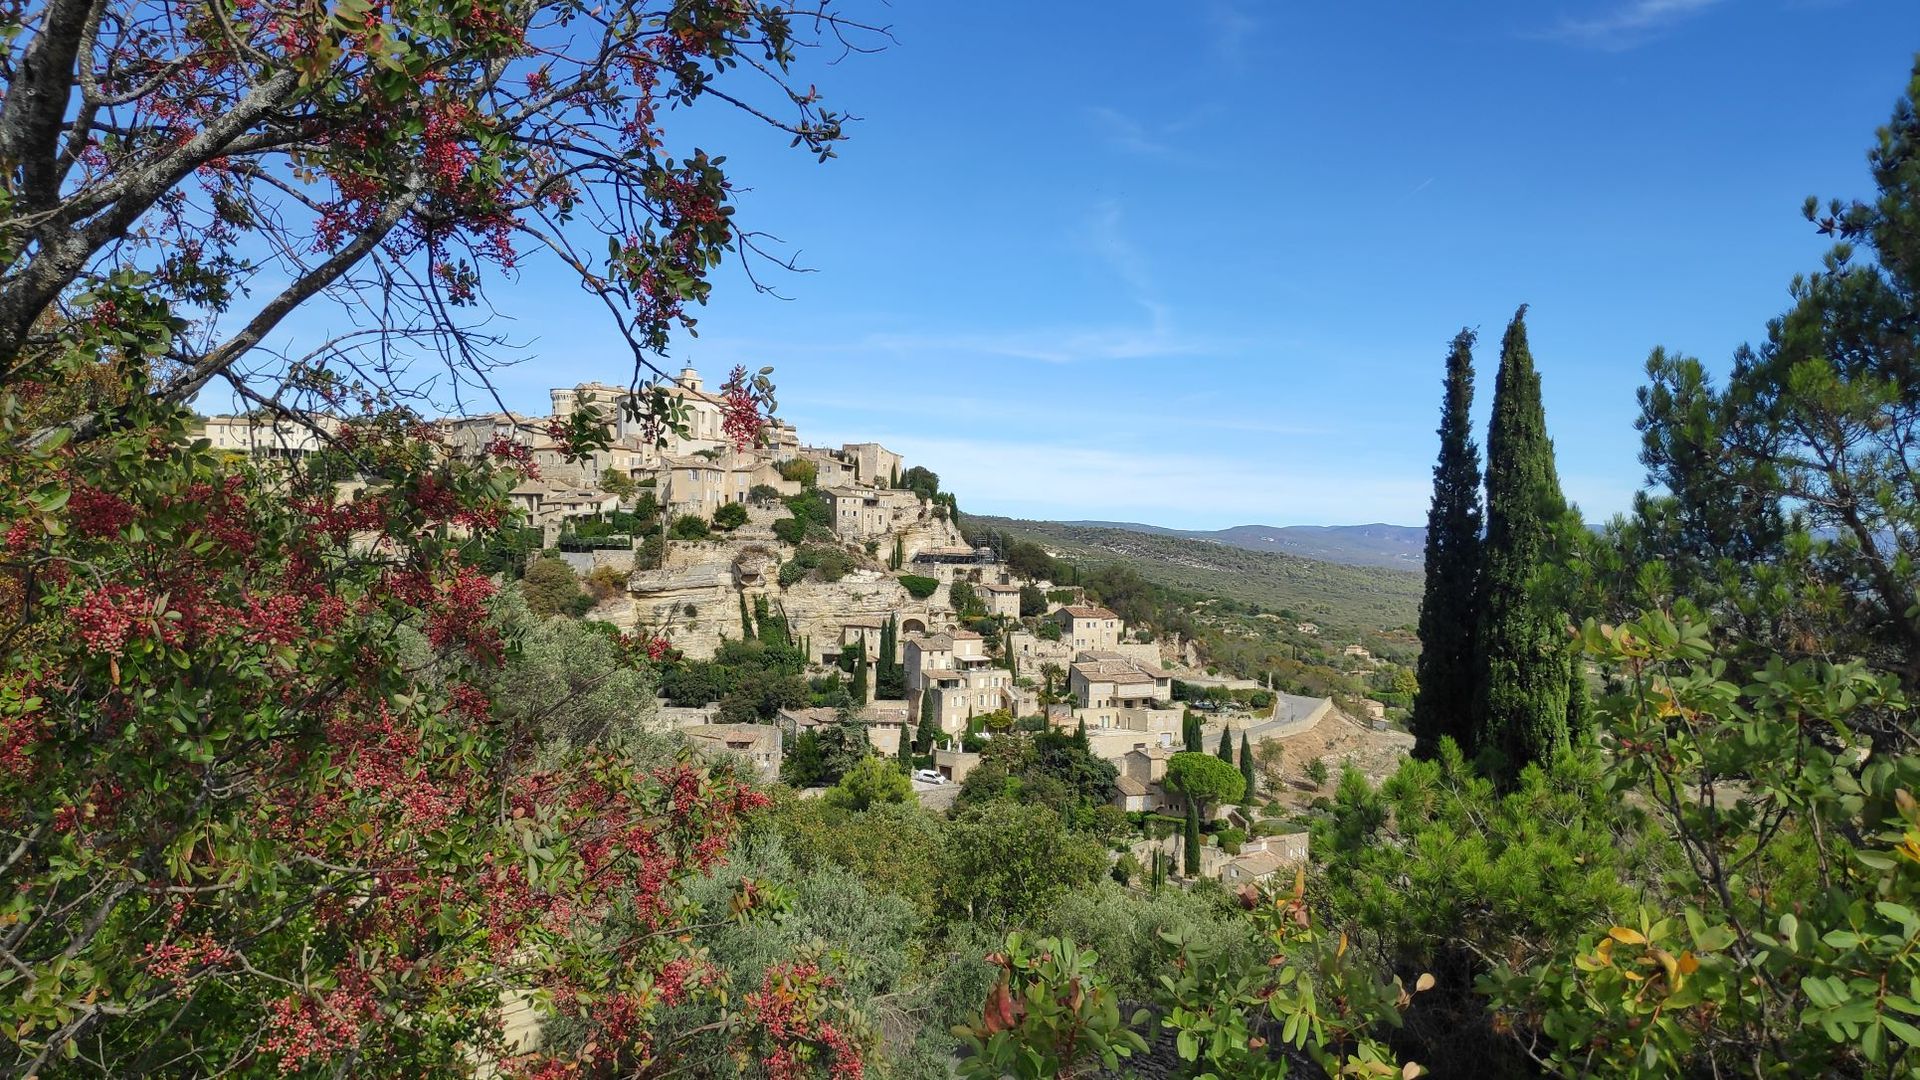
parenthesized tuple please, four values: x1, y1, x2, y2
(682, 724, 783, 783)
(978, 582, 1023, 619)
(1055, 605, 1124, 652)
(904, 630, 1016, 733)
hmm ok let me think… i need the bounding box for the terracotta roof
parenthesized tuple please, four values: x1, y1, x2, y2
(1114, 776, 1151, 797)
(948, 629, 983, 640)
(979, 583, 1021, 593)
(1061, 605, 1119, 620)
(1227, 849, 1289, 879)
(1071, 658, 1165, 685)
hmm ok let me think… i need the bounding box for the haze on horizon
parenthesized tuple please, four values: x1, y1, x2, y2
(258, 0, 1919, 531)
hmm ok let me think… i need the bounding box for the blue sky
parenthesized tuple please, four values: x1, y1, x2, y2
(272, 1, 1920, 529)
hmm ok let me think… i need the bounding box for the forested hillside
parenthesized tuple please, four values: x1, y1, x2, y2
(968, 515, 1423, 637)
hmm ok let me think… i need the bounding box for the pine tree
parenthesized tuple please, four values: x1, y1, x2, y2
(1216, 726, 1233, 762)
(1183, 800, 1201, 876)
(851, 647, 869, 705)
(1411, 328, 1485, 761)
(1239, 732, 1255, 804)
(1472, 306, 1576, 778)
(917, 687, 940, 752)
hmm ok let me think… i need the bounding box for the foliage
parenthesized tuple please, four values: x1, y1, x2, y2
(938, 803, 1107, 935)
(712, 500, 749, 530)
(1483, 612, 1920, 1078)
(1472, 307, 1579, 777)
(953, 934, 1150, 1080)
(1412, 328, 1484, 760)
(781, 543, 854, 587)
(898, 574, 940, 600)
(670, 513, 713, 541)
(748, 483, 784, 506)
(521, 551, 595, 618)
(1166, 751, 1246, 811)
(950, 580, 983, 617)
(774, 488, 834, 546)
(823, 756, 914, 811)
(777, 458, 819, 488)
(900, 466, 941, 502)
(964, 879, 1433, 1080)
(1019, 584, 1048, 618)
(916, 688, 942, 753)
(781, 723, 870, 789)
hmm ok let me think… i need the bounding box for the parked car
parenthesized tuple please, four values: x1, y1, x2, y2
(912, 769, 945, 785)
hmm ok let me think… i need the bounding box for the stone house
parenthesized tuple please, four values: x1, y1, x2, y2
(1218, 833, 1311, 887)
(824, 486, 920, 541)
(1055, 605, 1123, 652)
(682, 723, 783, 783)
(933, 746, 981, 785)
(904, 630, 1015, 733)
(1069, 652, 1173, 711)
(839, 442, 903, 487)
(1113, 775, 1155, 813)
(194, 413, 338, 460)
(978, 582, 1023, 619)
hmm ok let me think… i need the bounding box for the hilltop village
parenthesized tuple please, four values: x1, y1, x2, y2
(195, 366, 1411, 887)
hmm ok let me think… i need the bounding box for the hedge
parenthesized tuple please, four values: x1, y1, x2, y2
(898, 574, 938, 599)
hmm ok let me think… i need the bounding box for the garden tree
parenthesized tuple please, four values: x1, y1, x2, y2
(937, 803, 1105, 934)
(823, 756, 913, 811)
(1019, 583, 1047, 618)
(1040, 661, 1065, 703)
(521, 552, 592, 617)
(1074, 717, 1089, 749)
(599, 470, 638, 499)
(1411, 329, 1485, 760)
(850, 643, 869, 705)
(740, 590, 756, 639)
(1183, 800, 1201, 876)
(950, 579, 981, 617)
(0, 1, 889, 1069)
(889, 463, 900, 488)
(917, 687, 941, 753)
(1239, 732, 1255, 804)
(1252, 738, 1286, 794)
(1594, 65, 1920, 720)
(1472, 307, 1578, 777)
(897, 727, 913, 768)
(1166, 751, 1244, 822)
(891, 534, 904, 570)
(711, 500, 749, 530)
(1216, 725, 1234, 762)
(1183, 711, 1203, 754)
(900, 465, 940, 501)
(780, 722, 870, 789)
(1481, 613, 1920, 1078)
(669, 513, 712, 540)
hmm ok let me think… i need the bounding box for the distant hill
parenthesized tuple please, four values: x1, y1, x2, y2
(1062, 520, 1426, 570)
(970, 516, 1422, 636)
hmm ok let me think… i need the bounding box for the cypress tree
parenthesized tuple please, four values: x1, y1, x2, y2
(1183, 800, 1201, 876)
(1216, 726, 1233, 762)
(917, 687, 940, 752)
(851, 647, 869, 705)
(739, 591, 755, 640)
(1411, 329, 1485, 761)
(897, 729, 913, 768)
(1472, 306, 1575, 778)
(1239, 732, 1255, 804)
(1073, 718, 1089, 750)
(1183, 713, 1202, 754)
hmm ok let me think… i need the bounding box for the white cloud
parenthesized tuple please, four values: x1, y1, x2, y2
(1542, 0, 1724, 49)
(1088, 107, 1175, 157)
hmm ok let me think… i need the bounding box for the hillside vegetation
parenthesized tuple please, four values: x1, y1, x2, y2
(968, 516, 1422, 637)
(1066, 520, 1426, 570)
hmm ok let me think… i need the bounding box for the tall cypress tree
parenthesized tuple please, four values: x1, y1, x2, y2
(1183, 713, 1202, 754)
(1411, 329, 1486, 760)
(1472, 306, 1575, 778)
(851, 647, 869, 706)
(1239, 732, 1255, 804)
(1215, 726, 1233, 762)
(917, 687, 940, 752)
(739, 591, 755, 640)
(1183, 800, 1201, 876)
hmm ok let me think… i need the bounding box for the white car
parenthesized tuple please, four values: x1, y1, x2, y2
(912, 769, 945, 785)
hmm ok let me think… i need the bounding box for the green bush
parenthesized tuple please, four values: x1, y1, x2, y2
(711, 501, 749, 530)
(777, 457, 817, 487)
(1215, 826, 1246, 854)
(747, 483, 783, 505)
(898, 574, 938, 599)
(669, 514, 711, 540)
(778, 544, 854, 588)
